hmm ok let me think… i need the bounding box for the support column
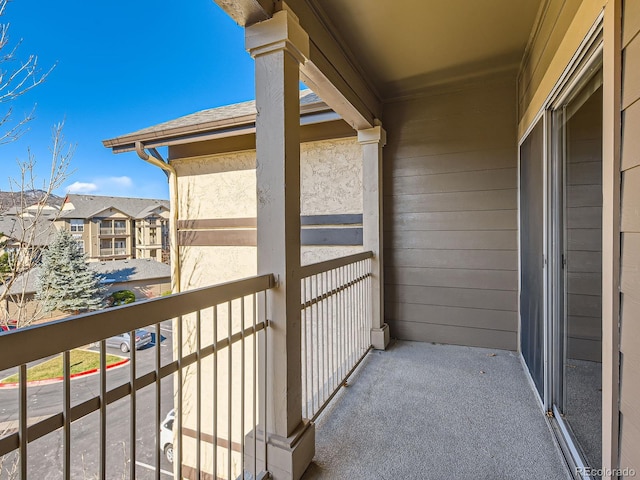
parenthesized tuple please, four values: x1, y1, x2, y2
(246, 8, 314, 480)
(358, 124, 390, 350)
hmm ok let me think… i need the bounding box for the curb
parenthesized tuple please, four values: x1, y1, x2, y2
(0, 358, 130, 389)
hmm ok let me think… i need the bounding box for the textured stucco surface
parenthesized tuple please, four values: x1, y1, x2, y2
(300, 137, 362, 216)
(301, 246, 363, 266)
(175, 137, 365, 280)
(175, 150, 257, 220)
(180, 245, 257, 290)
(174, 137, 365, 478)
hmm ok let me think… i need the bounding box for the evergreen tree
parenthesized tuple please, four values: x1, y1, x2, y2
(0, 252, 11, 275)
(37, 230, 105, 313)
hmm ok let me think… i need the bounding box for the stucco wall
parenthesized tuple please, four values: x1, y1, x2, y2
(173, 135, 363, 292)
(172, 135, 362, 478)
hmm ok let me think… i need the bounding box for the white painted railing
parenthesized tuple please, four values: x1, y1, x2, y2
(0, 274, 274, 480)
(300, 252, 373, 421)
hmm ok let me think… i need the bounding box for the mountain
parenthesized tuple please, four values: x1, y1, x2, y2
(0, 190, 64, 213)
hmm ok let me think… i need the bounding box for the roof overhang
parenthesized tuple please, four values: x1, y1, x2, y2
(103, 101, 340, 154)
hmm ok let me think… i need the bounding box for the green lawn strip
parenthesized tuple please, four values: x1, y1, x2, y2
(0, 349, 125, 384)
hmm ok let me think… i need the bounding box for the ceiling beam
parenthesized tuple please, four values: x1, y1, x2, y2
(285, 0, 381, 128)
(213, 0, 381, 128)
(211, 0, 274, 26)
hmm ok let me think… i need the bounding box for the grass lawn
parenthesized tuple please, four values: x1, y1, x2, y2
(0, 349, 125, 384)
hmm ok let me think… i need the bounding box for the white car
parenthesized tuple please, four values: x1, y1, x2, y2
(160, 409, 175, 463)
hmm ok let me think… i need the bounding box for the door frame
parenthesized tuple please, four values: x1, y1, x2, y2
(517, 12, 607, 480)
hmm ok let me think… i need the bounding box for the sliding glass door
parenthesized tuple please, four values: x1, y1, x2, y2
(519, 46, 603, 479)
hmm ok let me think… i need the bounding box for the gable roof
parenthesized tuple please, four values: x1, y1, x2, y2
(135, 204, 168, 219)
(102, 90, 339, 153)
(0, 216, 57, 247)
(58, 195, 169, 220)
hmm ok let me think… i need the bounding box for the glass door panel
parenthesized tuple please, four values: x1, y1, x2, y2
(553, 68, 603, 474)
(520, 118, 545, 399)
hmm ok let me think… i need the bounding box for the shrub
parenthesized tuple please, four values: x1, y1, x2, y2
(110, 290, 136, 306)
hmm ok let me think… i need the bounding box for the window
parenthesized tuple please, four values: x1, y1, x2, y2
(70, 219, 84, 232)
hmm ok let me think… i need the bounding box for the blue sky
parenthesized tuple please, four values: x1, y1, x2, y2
(0, 0, 257, 199)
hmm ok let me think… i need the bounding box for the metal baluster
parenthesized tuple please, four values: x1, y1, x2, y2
(213, 305, 218, 479)
(310, 275, 316, 415)
(130, 329, 137, 480)
(63, 351, 71, 480)
(177, 316, 183, 479)
(319, 271, 325, 405)
(196, 310, 202, 477)
(19, 363, 27, 479)
(155, 322, 161, 480)
(227, 300, 232, 480)
(241, 297, 246, 476)
(263, 290, 269, 472)
(100, 340, 106, 480)
(252, 293, 258, 478)
(301, 277, 307, 419)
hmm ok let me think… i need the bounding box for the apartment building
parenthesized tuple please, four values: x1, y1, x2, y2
(55, 194, 170, 262)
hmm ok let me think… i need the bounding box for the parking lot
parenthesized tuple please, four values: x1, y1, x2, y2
(0, 320, 176, 479)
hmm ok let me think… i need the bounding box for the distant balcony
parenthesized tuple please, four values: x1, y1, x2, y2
(99, 228, 127, 236)
(99, 248, 126, 256)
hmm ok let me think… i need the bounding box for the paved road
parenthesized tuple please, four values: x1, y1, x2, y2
(0, 321, 176, 479)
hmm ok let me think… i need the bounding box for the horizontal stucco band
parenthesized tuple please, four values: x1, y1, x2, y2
(178, 229, 257, 246)
(178, 228, 363, 247)
(178, 215, 364, 246)
(179, 214, 362, 229)
(300, 214, 363, 225)
(182, 426, 242, 452)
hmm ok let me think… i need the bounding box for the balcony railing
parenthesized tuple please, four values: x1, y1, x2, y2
(300, 251, 373, 421)
(0, 274, 274, 480)
(0, 251, 375, 478)
(99, 228, 127, 236)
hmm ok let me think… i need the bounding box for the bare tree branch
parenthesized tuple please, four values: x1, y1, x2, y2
(0, 0, 55, 144)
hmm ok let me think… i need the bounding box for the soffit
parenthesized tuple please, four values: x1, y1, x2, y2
(312, 0, 543, 98)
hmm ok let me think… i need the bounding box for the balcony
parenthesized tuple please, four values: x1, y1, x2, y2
(99, 228, 127, 236)
(0, 253, 568, 479)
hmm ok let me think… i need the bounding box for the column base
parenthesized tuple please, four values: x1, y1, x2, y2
(371, 323, 390, 350)
(245, 420, 315, 480)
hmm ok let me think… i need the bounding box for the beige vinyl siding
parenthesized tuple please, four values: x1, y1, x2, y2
(518, 0, 583, 120)
(619, 0, 640, 473)
(383, 72, 518, 350)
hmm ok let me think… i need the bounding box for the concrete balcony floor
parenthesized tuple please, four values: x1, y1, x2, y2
(302, 341, 570, 480)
